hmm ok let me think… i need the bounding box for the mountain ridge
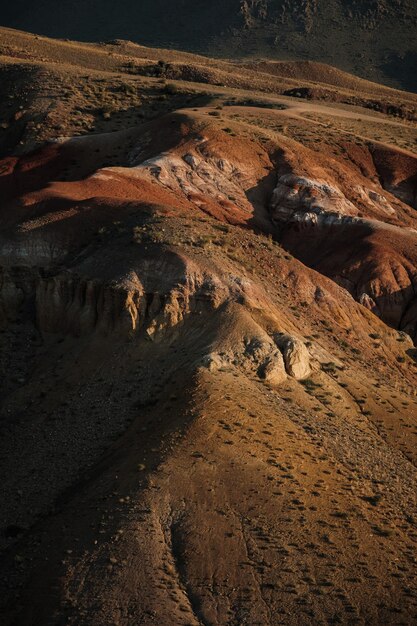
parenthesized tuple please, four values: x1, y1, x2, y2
(1, 0, 417, 92)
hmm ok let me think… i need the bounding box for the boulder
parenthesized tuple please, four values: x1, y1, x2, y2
(260, 350, 287, 386)
(277, 334, 311, 380)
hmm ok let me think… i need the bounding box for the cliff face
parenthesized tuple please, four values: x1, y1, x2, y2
(1, 0, 417, 90)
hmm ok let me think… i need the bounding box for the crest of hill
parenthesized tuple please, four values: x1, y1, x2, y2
(1, 27, 416, 114)
(1, 0, 417, 91)
(238, 60, 407, 96)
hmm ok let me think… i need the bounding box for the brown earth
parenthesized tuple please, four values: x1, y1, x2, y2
(1, 29, 417, 626)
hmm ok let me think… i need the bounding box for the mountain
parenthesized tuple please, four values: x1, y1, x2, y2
(1, 0, 417, 92)
(1, 27, 417, 626)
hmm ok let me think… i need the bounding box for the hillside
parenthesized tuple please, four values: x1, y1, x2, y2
(1, 29, 417, 626)
(1, 0, 417, 91)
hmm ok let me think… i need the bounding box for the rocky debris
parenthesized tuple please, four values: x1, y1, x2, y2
(269, 151, 402, 231)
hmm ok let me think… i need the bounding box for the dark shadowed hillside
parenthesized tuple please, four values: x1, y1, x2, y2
(1, 0, 417, 91)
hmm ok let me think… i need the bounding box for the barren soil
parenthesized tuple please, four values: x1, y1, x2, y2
(1, 28, 417, 626)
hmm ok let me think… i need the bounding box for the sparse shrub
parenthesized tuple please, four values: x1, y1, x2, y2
(164, 83, 179, 95)
(372, 525, 392, 537)
(321, 362, 337, 373)
(362, 493, 382, 506)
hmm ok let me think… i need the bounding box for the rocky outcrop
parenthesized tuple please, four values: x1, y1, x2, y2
(270, 174, 361, 228)
(111, 148, 256, 222)
(0, 234, 69, 266)
(356, 261, 417, 342)
(201, 331, 312, 385)
(35, 277, 133, 335)
(269, 173, 396, 229)
(33, 268, 228, 337)
(275, 333, 311, 380)
(370, 145, 417, 210)
(201, 335, 288, 385)
(260, 349, 287, 385)
(268, 154, 417, 345)
(0, 254, 229, 338)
